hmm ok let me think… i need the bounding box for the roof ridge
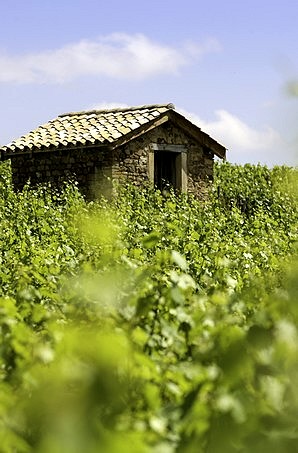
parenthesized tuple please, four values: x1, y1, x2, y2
(58, 103, 175, 118)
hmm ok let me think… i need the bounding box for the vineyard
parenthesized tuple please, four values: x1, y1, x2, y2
(0, 160, 298, 452)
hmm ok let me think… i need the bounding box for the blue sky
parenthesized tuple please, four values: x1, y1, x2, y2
(1, 0, 297, 165)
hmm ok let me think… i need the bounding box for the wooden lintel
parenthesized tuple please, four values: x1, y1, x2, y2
(150, 144, 187, 153)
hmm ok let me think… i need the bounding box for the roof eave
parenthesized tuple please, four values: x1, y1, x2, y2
(167, 110, 226, 159)
(0, 142, 110, 159)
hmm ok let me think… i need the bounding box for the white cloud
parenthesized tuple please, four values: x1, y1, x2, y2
(90, 102, 129, 111)
(179, 108, 293, 165)
(0, 34, 220, 84)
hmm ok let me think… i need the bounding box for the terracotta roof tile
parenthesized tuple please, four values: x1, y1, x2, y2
(1, 104, 175, 154)
(0, 103, 227, 159)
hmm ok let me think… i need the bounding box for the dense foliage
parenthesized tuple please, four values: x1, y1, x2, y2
(0, 161, 298, 452)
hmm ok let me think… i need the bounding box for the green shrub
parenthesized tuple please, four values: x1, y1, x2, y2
(0, 161, 297, 452)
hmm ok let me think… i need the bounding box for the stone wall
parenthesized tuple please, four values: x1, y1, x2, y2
(112, 122, 214, 198)
(9, 121, 214, 199)
(10, 147, 112, 197)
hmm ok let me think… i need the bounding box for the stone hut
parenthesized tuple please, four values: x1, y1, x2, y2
(0, 103, 226, 198)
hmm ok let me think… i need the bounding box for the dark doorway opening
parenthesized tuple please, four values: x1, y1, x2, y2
(154, 151, 179, 191)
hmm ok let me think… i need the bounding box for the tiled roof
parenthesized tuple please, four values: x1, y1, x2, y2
(1, 103, 175, 154)
(0, 103, 226, 159)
